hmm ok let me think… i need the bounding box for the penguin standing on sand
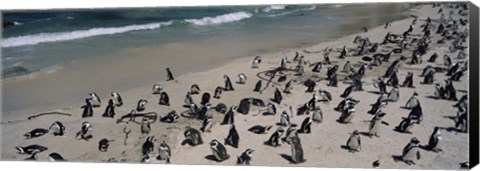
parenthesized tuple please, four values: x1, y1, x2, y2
(400, 137, 422, 165)
(423, 127, 443, 153)
(102, 99, 115, 117)
(221, 106, 237, 125)
(312, 62, 322, 72)
(136, 99, 148, 112)
(455, 106, 468, 133)
(434, 83, 445, 99)
(152, 84, 163, 94)
(201, 115, 213, 133)
(49, 121, 65, 136)
(200, 92, 210, 106)
(157, 141, 171, 163)
(284, 79, 294, 94)
(254, 80, 262, 92)
(285, 132, 306, 164)
(340, 85, 356, 98)
(89, 92, 101, 107)
(252, 56, 262, 69)
(166, 67, 174, 81)
(444, 79, 458, 101)
(223, 75, 235, 91)
(184, 128, 203, 146)
(279, 110, 291, 126)
(405, 92, 419, 109)
(272, 88, 283, 104)
(401, 72, 415, 88)
(214, 86, 223, 99)
(159, 92, 170, 106)
(98, 138, 111, 152)
(81, 99, 93, 118)
(111, 92, 123, 107)
(346, 130, 361, 152)
(264, 127, 284, 147)
(338, 105, 355, 124)
(190, 84, 201, 95)
(76, 122, 93, 141)
(298, 117, 312, 134)
(141, 118, 151, 135)
(210, 139, 230, 162)
(312, 107, 323, 123)
(395, 115, 419, 134)
(238, 73, 247, 84)
(388, 86, 400, 102)
(225, 124, 240, 148)
(237, 149, 254, 165)
(368, 112, 388, 137)
(141, 136, 155, 163)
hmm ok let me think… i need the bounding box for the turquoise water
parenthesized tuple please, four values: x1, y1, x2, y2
(2, 3, 411, 78)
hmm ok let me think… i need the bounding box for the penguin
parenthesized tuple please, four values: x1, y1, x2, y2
(340, 85, 355, 98)
(405, 92, 419, 109)
(346, 130, 361, 152)
(81, 98, 93, 118)
(446, 63, 460, 76)
(237, 98, 252, 115)
(368, 94, 387, 115)
(252, 56, 262, 69)
(190, 84, 201, 95)
(285, 132, 306, 164)
(328, 72, 338, 87)
(238, 73, 247, 84)
(24, 151, 38, 161)
(338, 105, 355, 124)
(342, 61, 352, 73)
(279, 110, 291, 126)
(221, 106, 236, 125)
(111, 92, 123, 107)
(451, 70, 464, 81)
(156, 141, 171, 163)
(159, 91, 170, 106)
(98, 138, 110, 152)
(48, 152, 67, 161)
(184, 92, 194, 106)
(311, 62, 322, 72)
(305, 79, 316, 93)
(76, 122, 93, 141)
(200, 115, 213, 133)
(272, 88, 283, 104)
(214, 86, 223, 99)
(368, 112, 387, 137)
(312, 107, 323, 123)
(401, 72, 415, 88)
(455, 106, 468, 133)
(225, 124, 240, 148)
(15, 144, 48, 154)
(444, 79, 458, 101)
(152, 84, 163, 94)
(166, 67, 174, 81)
(248, 125, 272, 134)
(136, 99, 148, 112)
(201, 92, 211, 106)
(197, 103, 212, 120)
(237, 149, 254, 165)
(160, 110, 180, 123)
(369, 43, 379, 53)
(357, 64, 366, 77)
(395, 115, 419, 134)
(253, 80, 262, 92)
(215, 103, 228, 114)
(262, 102, 277, 115)
(423, 70, 435, 84)
(277, 75, 288, 83)
(434, 83, 445, 99)
(24, 128, 49, 139)
(142, 136, 155, 162)
(184, 127, 203, 146)
(210, 139, 230, 162)
(141, 118, 151, 135)
(388, 86, 400, 102)
(49, 121, 65, 136)
(427, 53, 438, 63)
(282, 125, 298, 143)
(401, 137, 421, 165)
(444, 54, 452, 70)
(264, 127, 284, 147)
(102, 99, 115, 117)
(423, 127, 443, 153)
(284, 79, 294, 94)
(318, 89, 332, 103)
(88, 92, 101, 107)
(223, 75, 235, 91)
(298, 117, 312, 134)
(457, 50, 466, 59)
(373, 77, 387, 94)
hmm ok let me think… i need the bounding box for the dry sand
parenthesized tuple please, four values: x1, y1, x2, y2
(1, 3, 470, 170)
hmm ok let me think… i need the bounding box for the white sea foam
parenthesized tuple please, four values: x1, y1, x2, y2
(2, 21, 173, 48)
(264, 5, 316, 17)
(262, 5, 286, 12)
(184, 11, 253, 26)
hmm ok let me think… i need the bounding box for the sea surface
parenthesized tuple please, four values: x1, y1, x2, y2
(2, 3, 414, 113)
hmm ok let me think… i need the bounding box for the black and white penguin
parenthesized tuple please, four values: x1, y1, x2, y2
(237, 98, 252, 115)
(225, 124, 240, 148)
(443, 54, 452, 70)
(215, 103, 228, 114)
(238, 73, 247, 84)
(312, 106, 323, 123)
(223, 75, 235, 91)
(88, 92, 101, 107)
(200, 115, 213, 133)
(15, 144, 48, 154)
(272, 88, 283, 104)
(298, 117, 312, 134)
(285, 131, 306, 164)
(338, 105, 355, 124)
(311, 62, 322, 72)
(328, 72, 338, 87)
(340, 85, 355, 98)
(200, 92, 211, 106)
(24, 128, 49, 139)
(48, 152, 67, 161)
(318, 89, 332, 103)
(210, 139, 230, 162)
(401, 72, 415, 88)
(237, 149, 254, 165)
(111, 92, 123, 107)
(346, 130, 361, 152)
(451, 70, 464, 81)
(24, 151, 38, 161)
(284, 79, 294, 94)
(427, 53, 438, 63)
(221, 106, 237, 125)
(159, 91, 170, 106)
(444, 79, 458, 101)
(368, 112, 387, 137)
(253, 80, 262, 92)
(264, 127, 285, 147)
(98, 138, 111, 152)
(102, 99, 116, 117)
(214, 86, 223, 99)
(81, 98, 93, 118)
(423, 127, 443, 152)
(157, 141, 171, 163)
(49, 121, 65, 136)
(261, 102, 277, 115)
(142, 136, 155, 163)
(152, 84, 163, 94)
(401, 137, 421, 165)
(190, 84, 201, 95)
(76, 122, 93, 141)
(166, 67, 174, 81)
(395, 114, 419, 134)
(408, 104, 423, 124)
(405, 92, 419, 109)
(388, 86, 400, 102)
(248, 125, 272, 134)
(251, 56, 262, 69)
(136, 99, 148, 112)
(160, 110, 180, 123)
(304, 79, 316, 93)
(184, 127, 203, 146)
(455, 106, 468, 133)
(279, 110, 291, 126)
(184, 92, 194, 106)
(278, 75, 287, 83)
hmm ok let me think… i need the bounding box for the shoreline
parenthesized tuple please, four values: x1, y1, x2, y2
(1, 3, 470, 169)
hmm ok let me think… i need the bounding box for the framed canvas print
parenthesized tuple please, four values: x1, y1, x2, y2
(1, 0, 479, 170)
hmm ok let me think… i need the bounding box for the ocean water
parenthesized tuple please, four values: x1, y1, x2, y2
(2, 3, 411, 78)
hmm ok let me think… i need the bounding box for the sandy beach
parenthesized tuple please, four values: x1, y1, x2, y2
(1, 3, 470, 170)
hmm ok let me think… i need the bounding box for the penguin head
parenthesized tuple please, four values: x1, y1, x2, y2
(210, 139, 220, 147)
(411, 137, 420, 144)
(245, 149, 254, 157)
